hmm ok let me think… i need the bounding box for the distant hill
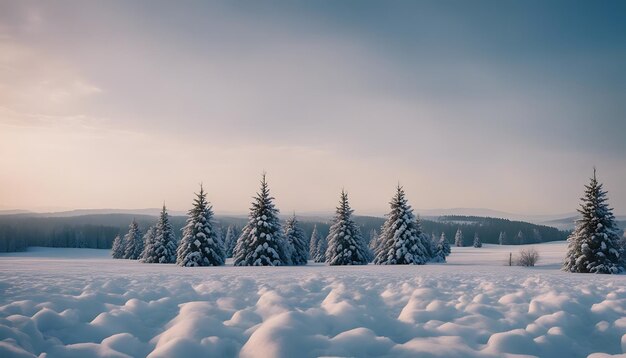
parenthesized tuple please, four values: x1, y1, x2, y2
(541, 215, 626, 232)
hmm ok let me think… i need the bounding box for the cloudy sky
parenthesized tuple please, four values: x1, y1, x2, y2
(1, 0, 625, 215)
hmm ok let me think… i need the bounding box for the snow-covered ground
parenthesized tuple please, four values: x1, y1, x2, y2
(1, 243, 625, 357)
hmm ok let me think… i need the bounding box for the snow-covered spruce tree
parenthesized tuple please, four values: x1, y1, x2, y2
(123, 219, 143, 259)
(215, 226, 224, 246)
(373, 185, 429, 265)
(563, 169, 624, 274)
(140, 225, 156, 261)
(284, 215, 308, 265)
(111, 235, 125, 259)
(430, 234, 450, 262)
(314, 235, 327, 263)
(142, 205, 177, 264)
(499, 231, 507, 245)
(473, 233, 482, 248)
(233, 174, 291, 266)
(176, 185, 225, 267)
(454, 228, 464, 247)
(223, 225, 238, 258)
(325, 190, 369, 265)
(516, 231, 525, 245)
(309, 225, 321, 259)
(439, 232, 451, 256)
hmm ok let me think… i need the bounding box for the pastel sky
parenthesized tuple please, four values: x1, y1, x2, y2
(1, 0, 625, 215)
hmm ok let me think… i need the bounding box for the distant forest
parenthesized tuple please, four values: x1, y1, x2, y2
(0, 213, 569, 252)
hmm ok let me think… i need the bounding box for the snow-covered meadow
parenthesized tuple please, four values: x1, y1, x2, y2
(1, 243, 625, 358)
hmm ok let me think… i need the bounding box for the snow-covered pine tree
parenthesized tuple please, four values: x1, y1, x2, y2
(499, 231, 507, 245)
(233, 174, 291, 266)
(284, 215, 308, 265)
(430, 233, 450, 262)
(473, 233, 482, 248)
(562, 169, 624, 274)
(140, 225, 156, 261)
(454, 228, 464, 247)
(142, 205, 177, 264)
(439, 232, 451, 256)
(215, 226, 224, 246)
(176, 185, 225, 267)
(111, 235, 124, 259)
(373, 185, 429, 265)
(309, 225, 321, 259)
(123, 219, 143, 260)
(223, 225, 238, 258)
(425, 232, 437, 258)
(325, 190, 369, 265)
(314, 236, 327, 263)
(516, 231, 525, 245)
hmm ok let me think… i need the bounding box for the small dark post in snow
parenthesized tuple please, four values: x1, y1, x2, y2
(509, 252, 512, 266)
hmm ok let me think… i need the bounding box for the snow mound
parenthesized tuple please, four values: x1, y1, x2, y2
(0, 242, 625, 357)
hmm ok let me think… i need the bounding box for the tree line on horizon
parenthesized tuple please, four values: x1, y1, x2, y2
(0, 206, 572, 254)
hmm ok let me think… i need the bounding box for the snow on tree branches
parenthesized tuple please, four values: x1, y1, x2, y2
(176, 185, 225, 267)
(142, 205, 177, 264)
(111, 235, 124, 259)
(233, 174, 291, 266)
(284, 215, 308, 265)
(325, 190, 369, 265)
(224, 225, 239, 258)
(563, 169, 624, 274)
(373, 185, 429, 265)
(454, 228, 464, 247)
(473, 233, 482, 248)
(123, 219, 143, 260)
(432, 232, 451, 262)
(309, 225, 321, 260)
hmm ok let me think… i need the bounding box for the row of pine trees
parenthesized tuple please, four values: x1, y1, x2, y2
(112, 170, 625, 273)
(112, 175, 452, 266)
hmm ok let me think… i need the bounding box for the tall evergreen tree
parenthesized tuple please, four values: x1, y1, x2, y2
(563, 169, 624, 274)
(499, 231, 507, 245)
(325, 190, 369, 265)
(314, 236, 327, 263)
(473, 233, 482, 248)
(223, 225, 238, 258)
(373, 185, 429, 265)
(439, 232, 451, 256)
(123, 219, 143, 260)
(233, 174, 291, 266)
(516, 231, 525, 245)
(454, 228, 464, 247)
(111, 235, 124, 259)
(142, 205, 177, 264)
(140, 226, 156, 261)
(176, 185, 225, 267)
(284, 215, 308, 265)
(309, 225, 321, 259)
(431, 232, 450, 263)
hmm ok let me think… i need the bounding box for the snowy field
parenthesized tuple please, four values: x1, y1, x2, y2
(1, 243, 625, 357)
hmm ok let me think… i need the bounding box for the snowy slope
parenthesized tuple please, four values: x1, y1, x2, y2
(0, 243, 625, 357)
